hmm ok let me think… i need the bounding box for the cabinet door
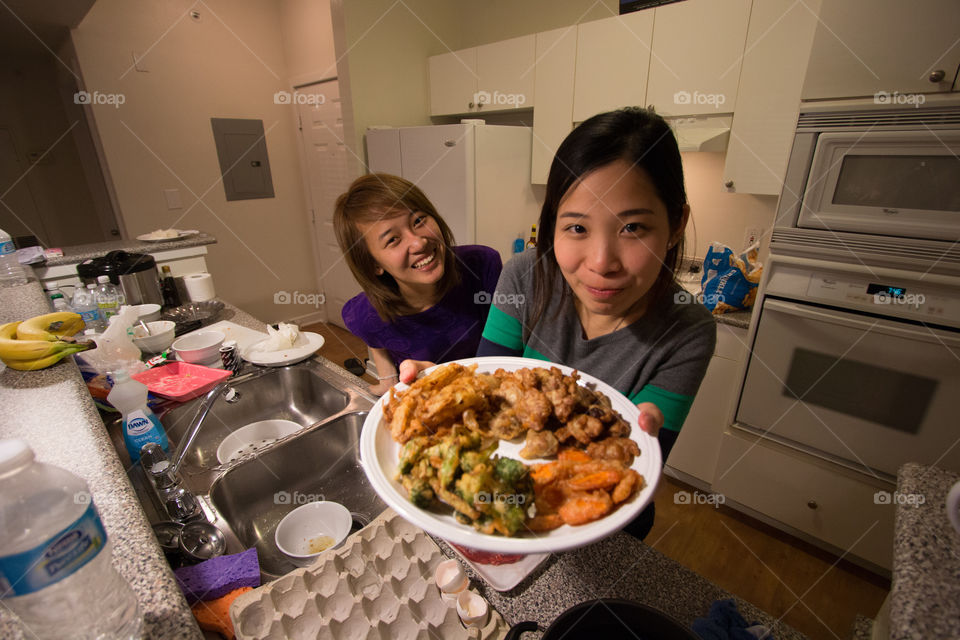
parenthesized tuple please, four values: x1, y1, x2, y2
(532, 27, 577, 185)
(724, 0, 821, 195)
(646, 0, 751, 116)
(429, 48, 478, 116)
(802, 0, 960, 100)
(572, 11, 653, 123)
(476, 34, 536, 111)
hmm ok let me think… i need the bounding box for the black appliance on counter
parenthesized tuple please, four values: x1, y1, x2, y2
(76, 250, 163, 306)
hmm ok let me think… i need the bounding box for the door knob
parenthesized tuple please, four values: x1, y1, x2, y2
(807, 500, 818, 510)
(929, 69, 946, 83)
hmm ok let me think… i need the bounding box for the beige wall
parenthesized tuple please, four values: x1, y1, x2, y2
(280, 0, 337, 86)
(341, 0, 462, 164)
(72, 0, 322, 322)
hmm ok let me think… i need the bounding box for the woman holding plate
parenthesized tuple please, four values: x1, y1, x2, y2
(400, 107, 717, 539)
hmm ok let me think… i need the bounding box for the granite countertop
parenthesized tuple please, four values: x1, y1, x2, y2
(43, 232, 217, 267)
(434, 536, 807, 638)
(0, 281, 202, 639)
(890, 463, 960, 639)
(714, 308, 752, 329)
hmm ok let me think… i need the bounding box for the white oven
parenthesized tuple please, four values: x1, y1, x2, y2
(776, 94, 960, 244)
(733, 255, 960, 479)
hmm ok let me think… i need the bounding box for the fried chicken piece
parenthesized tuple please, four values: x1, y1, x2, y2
(519, 429, 559, 459)
(612, 469, 643, 504)
(533, 367, 579, 422)
(565, 414, 605, 444)
(585, 437, 641, 466)
(487, 408, 526, 440)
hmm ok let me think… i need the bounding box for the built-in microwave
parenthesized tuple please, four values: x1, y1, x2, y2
(775, 94, 960, 244)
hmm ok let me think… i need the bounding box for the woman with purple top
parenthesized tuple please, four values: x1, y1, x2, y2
(334, 173, 502, 395)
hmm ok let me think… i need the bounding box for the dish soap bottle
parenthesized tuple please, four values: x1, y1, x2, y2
(107, 370, 168, 462)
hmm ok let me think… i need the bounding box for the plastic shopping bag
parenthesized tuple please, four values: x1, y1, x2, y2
(700, 241, 763, 315)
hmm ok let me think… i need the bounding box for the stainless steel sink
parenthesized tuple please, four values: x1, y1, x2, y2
(114, 358, 385, 581)
(209, 411, 385, 577)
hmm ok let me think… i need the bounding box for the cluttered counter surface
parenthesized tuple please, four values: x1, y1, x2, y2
(890, 463, 960, 639)
(41, 233, 217, 268)
(0, 279, 795, 639)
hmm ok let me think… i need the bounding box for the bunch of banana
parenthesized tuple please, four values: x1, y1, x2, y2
(0, 312, 93, 371)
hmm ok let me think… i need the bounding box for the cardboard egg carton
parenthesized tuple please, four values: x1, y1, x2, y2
(230, 509, 507, 639)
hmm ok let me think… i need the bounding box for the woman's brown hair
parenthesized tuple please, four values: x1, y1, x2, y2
(333, 173, 460, 322)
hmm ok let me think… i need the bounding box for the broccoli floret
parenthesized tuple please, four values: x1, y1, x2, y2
(493, 457, 527, 486)
(407, 478, 434, 508)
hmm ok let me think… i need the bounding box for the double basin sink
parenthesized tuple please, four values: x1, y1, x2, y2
(115, 359, 386, 579)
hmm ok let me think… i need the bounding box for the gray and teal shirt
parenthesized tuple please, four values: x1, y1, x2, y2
(478, 249, 716, 432)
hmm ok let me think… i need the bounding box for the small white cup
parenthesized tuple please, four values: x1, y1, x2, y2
(434, 558, 468, 599)
(947, 480, 960, 534)
(456, 590, 489, 628)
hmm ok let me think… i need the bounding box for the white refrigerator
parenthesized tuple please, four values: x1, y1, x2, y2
(365, 123, 543, 262)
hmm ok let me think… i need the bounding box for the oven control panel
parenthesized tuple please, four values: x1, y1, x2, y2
(804, 273, 958, 325)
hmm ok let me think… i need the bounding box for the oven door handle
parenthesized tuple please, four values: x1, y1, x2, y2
(764, 298, 960, 347)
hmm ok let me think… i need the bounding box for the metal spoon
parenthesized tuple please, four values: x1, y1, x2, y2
(138, 319, 151, 336)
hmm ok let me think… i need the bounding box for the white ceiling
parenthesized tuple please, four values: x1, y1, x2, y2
(0, 0, 96, 57)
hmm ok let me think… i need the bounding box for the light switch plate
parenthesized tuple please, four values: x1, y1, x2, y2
(163, 188, 182, 210)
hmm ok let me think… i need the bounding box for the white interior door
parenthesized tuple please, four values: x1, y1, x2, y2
(0, 128, 48, 244)
(295, 80, 360, 328)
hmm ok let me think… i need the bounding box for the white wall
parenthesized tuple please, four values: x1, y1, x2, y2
(71, 0, 321, 322)
(280, 0, 337, 86)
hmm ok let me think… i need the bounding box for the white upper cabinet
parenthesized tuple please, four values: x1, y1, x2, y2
(572, 11, 653, 123)
(429, 35, 536, 116)
(645, 0, 752, 116)
(724, 0, 822, 195)
(429, 48, 478, 116)
(802, 0, 960, 100)
(532, 27, 577, 185)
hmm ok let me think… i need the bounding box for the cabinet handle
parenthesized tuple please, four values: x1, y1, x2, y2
(929, 69, 946, 83)
(468, 102, 475, 109)
(807, 500, 818, 510)
(724, 180, 735, 189)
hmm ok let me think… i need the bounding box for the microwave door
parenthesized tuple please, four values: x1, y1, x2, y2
(797, 130, 960, 242)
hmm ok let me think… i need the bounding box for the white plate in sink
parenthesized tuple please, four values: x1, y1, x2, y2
(216, 419, 303, 464)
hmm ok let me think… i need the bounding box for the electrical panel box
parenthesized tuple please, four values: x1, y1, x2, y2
(210, 118, 275, 201)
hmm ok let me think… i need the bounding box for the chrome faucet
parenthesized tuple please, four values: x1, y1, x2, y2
(168, 379, 235, 477)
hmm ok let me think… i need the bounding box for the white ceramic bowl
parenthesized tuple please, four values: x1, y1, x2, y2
(131, 303, 162, 322)
(132, 320, 176, 354)
(275, 501, 352, 567)
(216, 419, 302, 465)
(171, 330, 225, 364)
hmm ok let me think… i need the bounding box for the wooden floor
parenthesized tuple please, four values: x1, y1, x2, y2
(305, 321, 890, 640)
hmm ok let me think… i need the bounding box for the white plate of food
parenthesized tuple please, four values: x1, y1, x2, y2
(447, 543, 549, 591)
(359, 356, 662, 555)
(240, 331, 324, 367)
(136, 229, 200, 242)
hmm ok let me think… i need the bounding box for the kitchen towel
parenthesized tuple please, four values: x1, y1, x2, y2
(183, 272, 215, 301)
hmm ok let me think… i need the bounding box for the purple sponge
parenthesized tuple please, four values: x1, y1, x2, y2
(174, 547, 260, 604)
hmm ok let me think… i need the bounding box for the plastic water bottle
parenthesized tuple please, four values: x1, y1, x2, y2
(73, 284, 103, 332)
(107, 369, 169, 462)
(94, 276, 121, 327)
(0, 228, 27, 286)
(0, 439, 142, 639)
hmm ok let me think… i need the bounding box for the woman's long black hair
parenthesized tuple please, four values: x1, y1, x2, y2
(531, 107, 688, 329)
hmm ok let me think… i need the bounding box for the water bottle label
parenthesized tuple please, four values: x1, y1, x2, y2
(79, 308, 99, 324)
(0, 240, 14, 256)
(0, 503, 108, 597)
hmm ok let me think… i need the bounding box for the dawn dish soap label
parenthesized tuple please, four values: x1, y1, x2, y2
(0, 503, 107, 597)
(123, 409, 169, 462)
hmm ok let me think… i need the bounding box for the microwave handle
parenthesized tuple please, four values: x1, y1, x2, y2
(763, 298, 960, 348)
